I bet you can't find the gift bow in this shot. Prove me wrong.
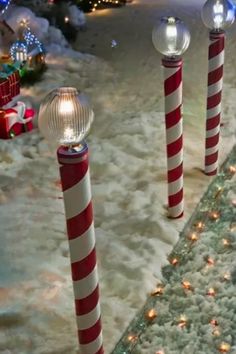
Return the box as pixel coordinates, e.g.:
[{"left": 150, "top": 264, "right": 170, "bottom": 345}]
[{"left": 5, "top": 101, "right": 34, "bottom": 131}]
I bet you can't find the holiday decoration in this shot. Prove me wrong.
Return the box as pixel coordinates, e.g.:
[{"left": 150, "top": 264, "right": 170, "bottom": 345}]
[
  {"left": 10, "top": 20, "right": 46, "bottom": 73},
  {"left": 77, "top": 0, "right": 126, "bottom": 13},
  {"left": 10, "top": 39, "right": 28, "bottom": 63},
  {"left": 0, "top": 62, "right": 35, "bottom": 139},
  {"left": 201, "top": 0, "right": 235, "bottom": 175},
  {"left": 152, "top": 17, "right": 190, "bottom": 218},
  {"left": 0, "top": 102, "right": 34, "bottom": 139},
  {"left": 112, "top": 145, "right": 236, "bottom": 354},
  {"left": 38, "top": 87, "right": 103, "bottom": 354}
]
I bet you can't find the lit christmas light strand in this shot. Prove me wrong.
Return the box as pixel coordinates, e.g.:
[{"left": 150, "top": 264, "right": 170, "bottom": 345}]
[
  {"left": 111, "top": 146, "right": 236, "bottom": 354},
  {"left": 0, "top": 0, "right": 11, "bottom": 15}
]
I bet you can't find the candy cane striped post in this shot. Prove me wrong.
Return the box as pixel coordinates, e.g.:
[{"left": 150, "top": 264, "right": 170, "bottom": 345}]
[
  {"left": 162, "top": 58, "right": 184, "bottom": 219},
  {"left": 205, "top": 30, "right": 225, "bottom": 176},
  {"left": 57, "top": 144, "right": 104, "bottom": 354}
]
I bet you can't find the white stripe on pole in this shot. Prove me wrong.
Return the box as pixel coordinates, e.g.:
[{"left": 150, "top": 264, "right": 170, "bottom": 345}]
[
  {"left": 69, "top": 223, "right": 96, "bottom": 263},
  {"left": 63, "top": 172, "right": 91, "bottom": 218},
  {"left": 165, "top": 83, "right": 182, "bottom": 114},
  {"left": 207, "top": 79, "right": 223, "bottom": 96},
  {"left": 77, "top": 304, "right": 101, "bottom": 330},
  {"left": 73, "top": 266, "right": 98, "bottom": 300},
  {"left": 80, "top": 332, "right": 103, "bottom": 354},
  {"left": 208, "top": 50, "right": 224, "bottom": 71}
]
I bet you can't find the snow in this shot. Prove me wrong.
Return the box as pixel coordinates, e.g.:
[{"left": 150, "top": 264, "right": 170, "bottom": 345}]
[{"left": 0, "top": 0, "right": 236, "bottom": 353}]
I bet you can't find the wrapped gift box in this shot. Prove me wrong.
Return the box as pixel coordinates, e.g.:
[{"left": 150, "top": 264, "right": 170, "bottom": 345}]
[
  {"left": 0, "top": 77, "right": 11, "bottom": 107},
  {"left": 8, "top": 71, "right": 20, "bottom": 98},
  {"left": 0, "top": 104, "right": 35, "bottom": 139}
]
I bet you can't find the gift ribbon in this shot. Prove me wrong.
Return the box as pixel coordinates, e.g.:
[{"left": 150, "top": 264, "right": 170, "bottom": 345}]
[{"left": 5, "top": 101, "right": 34, "bottom": 131}]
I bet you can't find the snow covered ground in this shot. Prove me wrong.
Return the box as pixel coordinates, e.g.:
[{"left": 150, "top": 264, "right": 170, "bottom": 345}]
[{"left": 0, "top": 0, "right": 236, "bottom": 353}]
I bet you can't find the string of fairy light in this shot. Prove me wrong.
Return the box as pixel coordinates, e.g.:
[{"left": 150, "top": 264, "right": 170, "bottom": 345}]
[
  {"left": 0, "top": 0, "right": 11, "bottom": 15},
  {"left": 89, "top": 0, "right": 121, "bottom": 12},
  {"left": 47, "top": 0, "right": 123, "bottom": 15},
  {"left": 112, "top": 145, "right": 236, "bottom": 354}
]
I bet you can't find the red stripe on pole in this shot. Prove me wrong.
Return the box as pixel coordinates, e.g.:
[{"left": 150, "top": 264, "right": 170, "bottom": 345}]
[
  {"left": 165, "top": 106, "right": 182, "bottom": 129},
  {"left": 206, "top": 114, "right": 220, "bottom": 130},
  {"left": 208, "top": 65, "right": 223, "bottom": 86},
  {"left": 205, "top": 151, "right": 218, "bottom": 166},
  {"left": 95, "top": 346, "right": 105, "bottom": 354},
  {"left": 67, "top": 202, "right": 93, "bottom": 240},
  {"left": 207, "top": 91, "right": 222, "bottom": 109},
  {"left": 206, "top": 169, "right": 217, "bottom": 176},
  {"left": 75, "top": 285, "right": 99, "bottom": 316},
  {"left": 208, "top": 35, "right": 225, "bottom": 59},
  {"left": 168, "top": 188, "right": 183, "bottom": 207},
  {"left": 164, "top": 69, "right": 182, "bottom": 96},
  {"left": 168, "top": 163, "right": 183, "bottom": 183},
  {"left": 78, "top": 317, "right": 102, "bottom": 344},
  {"left": 206, "top": 134, "right": 219, "bottom": 149},
  {"left": 167, "top": 135, "right": 183, "bottom": 158},
  {"left": 71, "top": 248, "right": 97, "bottom": 281},
  {"left": 60, "top": 161, "right": 88, "bottom": 192}
]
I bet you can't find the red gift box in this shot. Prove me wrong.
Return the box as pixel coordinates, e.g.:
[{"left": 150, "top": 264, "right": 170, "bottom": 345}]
[
  {"left": 0, "top": 78, "right": 11, "bottom": 107},
  {"left": 8, "top": 71, "right": 20, "bottom": 98},
  {"left": 0, "top": 70, "right": 21, "bottom": 108},
  {"left": 0, "top": 102, "right": 35, "bottom": 139}
]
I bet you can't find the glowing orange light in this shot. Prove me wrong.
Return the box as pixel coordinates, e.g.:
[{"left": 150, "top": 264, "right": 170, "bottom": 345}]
[
  {"left": 222, "top": 239, "right": 230, "bottom": 246},
  {"left": 171, "top": 258, "right": 178, "bottom": 266},
  {"left": 223, "top": 272, "right": 231, "bottom": 281},
  {"left": 212, "top": 328, "right": 221, "bottom": 336},
  {"left": 182, "top": 280, "right": 193, "bottom": 291},
  {"left": 195, "top": 221, "right": 205, "bottom": 232},
  {"left": 210, "top": 319, "right": 218, "bottom": 327},
  {"left": 189, "top": 232, "right": 199, "bottom": 242},
  {"left": 207, "top": 257, "right": 215, "bottom": 266},
  {"left": 146, "top": 309, "right": 157, "bottom": 321},
  {"left": 209, "top": 211, "right": 220, "bottom": 221},
  {"left": 219, "top": 342, "right": 231, "bottom": 353},
  {"left": 127, "top": 334, "right": 137, "bottom": 343},
  {"left": 151, "top": 285, "right": 164, "bottom": 296},
  {"left": 207, "top": 288, "right": 216, "bottom": 297},
  {"left": 178, "top": 315, "right": 187, "bottom": 328},
  {"left": 228, "top": 165, "right": 236, "bottom": 174}
]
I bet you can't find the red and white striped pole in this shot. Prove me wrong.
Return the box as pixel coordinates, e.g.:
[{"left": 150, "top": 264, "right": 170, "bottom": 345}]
[
  {"left": 152, "top": 16, "right": 190, "bottom": 219},
  {"left": 205, "top": 31, "right": 225, "bottom": 175},
  {"left": 38, "top": 87, "right": 103, "bottom": 353},
  {"left": 163, "top": 58, "right": 184, "bottom": 218},
  {"left": 57, "top": 144, "right": 104, "bottom": 354}
]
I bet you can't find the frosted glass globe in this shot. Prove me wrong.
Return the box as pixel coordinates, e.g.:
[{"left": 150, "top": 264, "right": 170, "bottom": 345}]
[
  {"left": 152, "top": 17, "right": 190, "bottom": 57},
  {"left": 201, "top": 0, "right": 235, "bottom": 31},
  {"left": 38, "top": 87, "right": 94, "bottom": 147}
]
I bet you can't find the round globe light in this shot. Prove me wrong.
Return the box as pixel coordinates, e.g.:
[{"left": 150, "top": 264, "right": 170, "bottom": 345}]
[
  {"left": 201, "top": 0, "right": 235, "bottom": 31},
  {"left": 152, "top": 17, "right": 190, "bottom": 58},
  {"left": 38, "top": 87, "right": 94, "bottom": 147}
]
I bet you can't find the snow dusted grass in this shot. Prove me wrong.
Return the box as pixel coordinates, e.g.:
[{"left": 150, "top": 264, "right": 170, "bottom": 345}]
[
  {"left": 110, "top": 149, "right": 236, "bottom": 353},
  {"left": 0, "top": 0, "right": 236, "bottom": 353}
]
